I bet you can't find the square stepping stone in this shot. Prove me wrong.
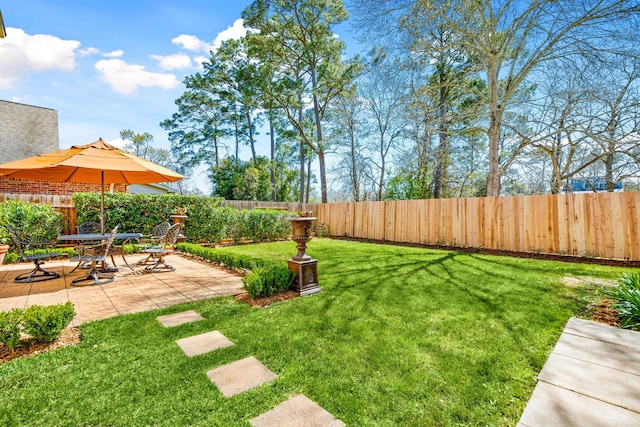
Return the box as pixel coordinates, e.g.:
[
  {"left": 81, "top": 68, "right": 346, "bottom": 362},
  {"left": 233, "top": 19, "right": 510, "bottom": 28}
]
[
  {"left": 176, "top": 331, "right": 234, "bottom": 357},
  {"left": 157, "top": 310, "right": 204, "bottom": 327},
  {"left": 206, "top": 356, "right": 277, "bottom": 397},
  {"left": 250, "top": 394, "right": 345, "bottom": 427}
]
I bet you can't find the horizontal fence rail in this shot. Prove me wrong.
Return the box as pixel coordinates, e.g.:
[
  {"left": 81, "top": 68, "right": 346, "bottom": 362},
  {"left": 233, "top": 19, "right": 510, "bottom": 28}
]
[{"left": 316, "top": 193, "right": 640, "bottom": 261}]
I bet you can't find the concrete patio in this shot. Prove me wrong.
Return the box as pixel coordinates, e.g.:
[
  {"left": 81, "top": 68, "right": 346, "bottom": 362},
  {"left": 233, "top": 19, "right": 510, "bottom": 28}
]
[{"left": 0, "top": 253, "right": 243, "bottom": 325}]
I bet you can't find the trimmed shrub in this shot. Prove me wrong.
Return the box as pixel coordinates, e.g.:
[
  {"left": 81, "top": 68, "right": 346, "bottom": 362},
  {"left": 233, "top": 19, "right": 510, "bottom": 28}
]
[
  {"left": 178, "top": 243, "right": 296, "bottom": 299},
  {"left": 23, "top": 302, "right": 76, "bottom": 343},
  {"left": 242, "top": 264, "right": 296, "bottom": 299},
  {"left": 72, "top": 193, "right": 291, "bottom": 244},
  {"left": 0, "top": 200, "right": 63, "bottom": 249},
  {"left": 607, "top": 272, "right": 640, "bottom": 330},
  {"left": 0, "top": 308, "right": 23, "bottom": 352}
]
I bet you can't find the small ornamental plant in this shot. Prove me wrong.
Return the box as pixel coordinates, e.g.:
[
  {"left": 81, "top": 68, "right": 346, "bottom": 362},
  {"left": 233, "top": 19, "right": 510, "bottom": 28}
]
[
  {"left": 22, "top": 302, "right": 76, "bottom": 343},
  {"left": 607, "top": 273, "right": 640, "bottom": 330},
  {"left": 0, "top": 309, "right": 23, "bottom": 352}
]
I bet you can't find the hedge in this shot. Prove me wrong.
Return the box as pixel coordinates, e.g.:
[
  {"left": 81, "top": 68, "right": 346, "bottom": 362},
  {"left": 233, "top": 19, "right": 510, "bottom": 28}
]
[
  {"left": 177, "top": 243, "right": 296, "bottom": 299},
  {"left": 72, "top": 194, "right": 291, "bottom": 244}
]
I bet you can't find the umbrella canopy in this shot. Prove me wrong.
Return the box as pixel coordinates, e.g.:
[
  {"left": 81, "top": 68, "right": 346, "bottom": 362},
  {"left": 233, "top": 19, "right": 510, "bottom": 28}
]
[
  {"left": 0, "top": 138, "right": 184, "bottom": 184},
  {"left": 0, "top": 138, "right": 185, "bottom": 232}
]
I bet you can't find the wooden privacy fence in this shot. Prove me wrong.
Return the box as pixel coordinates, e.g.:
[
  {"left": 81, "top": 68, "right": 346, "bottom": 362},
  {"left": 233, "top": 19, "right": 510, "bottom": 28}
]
[{"left": 316, "top": 192, "right": 640, "bottom": 261}]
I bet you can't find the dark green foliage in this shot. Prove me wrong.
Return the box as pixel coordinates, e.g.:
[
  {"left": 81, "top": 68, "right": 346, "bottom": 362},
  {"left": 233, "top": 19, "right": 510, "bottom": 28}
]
[
  {"left": 178, "top": 243, "right": 295, "bottom": 299},
  {"left": 607, "top": 272, "right": 640, "bottom": 330},
  {"left": 72, "top": 193, "right": 290, "bottom": 244},
  {"left": 72, "top": 193, "right": 222, "bottom": 237},
  {"left": 0, "top": 200, "right": 63, "bottom": 248},
  {"left": 22, "top": 302, "right": 76, "bottom": 343},
  {"left": 242, "top": 264, "right": 296, "bottom": 298},
  {"left": 0, "top": 309, "right": 23, "bottom": 351}
]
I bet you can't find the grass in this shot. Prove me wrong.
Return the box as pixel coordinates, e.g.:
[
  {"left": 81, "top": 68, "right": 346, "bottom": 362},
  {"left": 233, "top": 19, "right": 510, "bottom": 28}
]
[{"left": 0, "top": 239, "right": 629, "bottom": 426}]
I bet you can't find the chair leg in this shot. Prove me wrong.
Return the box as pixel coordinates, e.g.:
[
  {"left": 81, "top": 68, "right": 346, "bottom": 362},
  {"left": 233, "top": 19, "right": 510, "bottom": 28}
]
[
  {"left": 14, "top": 260, "right": 60, "bottom": 283},
  {"left": 144, "top": 255, "right": 175, "bottom": 273},
  {"left": 71, "top": 262, "right": 114, "bottom": 286}
]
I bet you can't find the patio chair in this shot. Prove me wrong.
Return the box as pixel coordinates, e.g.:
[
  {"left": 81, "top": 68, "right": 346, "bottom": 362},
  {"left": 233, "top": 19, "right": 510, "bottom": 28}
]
[
  {"left": 7, "top": 225, "right": 61, "bottom": 283},
  {"left": 71, "top": 225, "right": 119, "bottom": 286},
  {"left": 77, "top": 221, "right": 101, "bottom": 234},
  {"left": 137, "top": 223, "right": 182, "bottom": 273},
  {"left": 141, "top": 221, "right": 171, "bottom": 245}
]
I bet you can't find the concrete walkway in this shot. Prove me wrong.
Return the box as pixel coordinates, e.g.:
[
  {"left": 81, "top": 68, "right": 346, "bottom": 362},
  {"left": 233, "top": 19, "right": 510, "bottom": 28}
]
[
  {"left": 518, "top": 317, "right": 640, "bottom": 426},
  {"left": 0, "top": 254, "right": 243, "bottom": 325}
]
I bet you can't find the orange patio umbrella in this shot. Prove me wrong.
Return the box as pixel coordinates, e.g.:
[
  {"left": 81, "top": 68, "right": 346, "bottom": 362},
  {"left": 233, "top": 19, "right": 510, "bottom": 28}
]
[{"left": 0, "top": 138, "right": 185, "bottom": 232}]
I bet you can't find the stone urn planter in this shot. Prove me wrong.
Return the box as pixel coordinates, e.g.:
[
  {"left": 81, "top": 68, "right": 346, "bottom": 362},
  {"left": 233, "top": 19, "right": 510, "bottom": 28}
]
[
  {"left": 0, "top": 244, "right": 9, "bottom": 265},
  {"left": 287, "top": 214, "right": 320, "bottom": 296},
  {"left": 169, "top": 209, "right": 188, "bottom": 243}
]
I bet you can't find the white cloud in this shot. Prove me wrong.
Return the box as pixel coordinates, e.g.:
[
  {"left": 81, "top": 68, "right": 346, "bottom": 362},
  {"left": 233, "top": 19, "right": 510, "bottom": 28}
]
[
  {"left": 212, "top": 19, "right": 247, "bottom": 51},
  {"left": 0, "top": 27, "right": 80, "bottom": 88},
  {"left": 151, "top": 53, "right": 192, "bottom": 70},
  {"left": 171, "top": 34, "right": 213, "bottom": 52},
  {"left": 107, "top": 137, "right": 127, "bottom": 148},
  {"left": 171, "top": 18, "right": 247, "bottom": 56},
  {"left": 94, "top": 59, "right": 180, "bottom": 94},
  {"left": 103, "top": 49, "right": 124, "bottom": 58},
  {"left": 78, "top": 47, "right": 100, "bottom": 56}
]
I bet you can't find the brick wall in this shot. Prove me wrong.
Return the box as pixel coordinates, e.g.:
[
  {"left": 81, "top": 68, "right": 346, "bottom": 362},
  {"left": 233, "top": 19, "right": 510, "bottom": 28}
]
[
  {"left": 0, "top": 100, "right": 59, "bottom": 164},
  {"left": 0, "top": 177, "right": 127, "bottom": 195}
]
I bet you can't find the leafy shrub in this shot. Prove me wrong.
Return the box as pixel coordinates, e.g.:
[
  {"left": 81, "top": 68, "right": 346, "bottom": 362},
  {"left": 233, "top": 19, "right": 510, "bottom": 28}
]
[
  {"left": 0, "top": 200, "right": 63, "bottom": 249},
  {"left": 0, "top": 308, "right": 23, "bottom": 352},
  {"left": 23, "top": 302, "right": 76, "bottom": 343},
  {"left": 178, "top": 243, "right": 295, "bottom": 299},
  {"left": 242, "top": 264, "right": 296, "bottom": 299},
  {"left": 607, "top": 273, "right": 640, "bottom": 330}
]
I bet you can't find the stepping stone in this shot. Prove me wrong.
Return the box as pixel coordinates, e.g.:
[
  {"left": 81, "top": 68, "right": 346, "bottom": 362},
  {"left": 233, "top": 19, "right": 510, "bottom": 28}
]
[
  {"left": 157, "top": 310, "right": 204, "bottom": 327},
  {"left": 206, "top": 356, "right": 277, "bottom": 397},
  {"left": 176, "top": 331, "right": 234, "bottom": 357},
  {"left": 250, "top": 394, "right": 345, "bottom": 427}
]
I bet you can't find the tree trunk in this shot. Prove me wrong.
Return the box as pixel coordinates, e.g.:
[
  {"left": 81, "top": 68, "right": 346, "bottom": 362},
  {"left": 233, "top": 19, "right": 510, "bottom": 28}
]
[
  {"left": 269, "top": 113, "right": 276, "bottom": 201},
  {"left": 298, "top": 102, "right": 305, "bottom": 204},
  {"left": 350, "top": 129, "right": 360, "bottom": 201},
  {"left": 486, "top": 60, "right": 502, "bottom": 197},
  {"left": 434, "top": 72, "right": 448, "bottom": 199},
  {"left": 246, "top": 109, "right": 257, "bottom": 166},
  {"left": 311, "top": 67, "right": 328, "bottom": 203}
]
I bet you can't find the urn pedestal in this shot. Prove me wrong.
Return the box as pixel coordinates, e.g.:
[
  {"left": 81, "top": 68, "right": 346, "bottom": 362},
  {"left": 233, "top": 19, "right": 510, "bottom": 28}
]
[{"left": 287, "top": 216, "right": 320, "bottom": 296}]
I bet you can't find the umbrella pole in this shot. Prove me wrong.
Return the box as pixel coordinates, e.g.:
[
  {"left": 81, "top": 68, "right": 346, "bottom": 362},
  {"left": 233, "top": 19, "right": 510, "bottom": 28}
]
[{"left": 100, "top": 170, "right": 105, "bottom": 234}]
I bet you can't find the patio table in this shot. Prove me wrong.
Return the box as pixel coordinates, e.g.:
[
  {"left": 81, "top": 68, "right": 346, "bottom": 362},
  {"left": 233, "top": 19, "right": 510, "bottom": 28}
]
[{"left": 58, "top": 232, "right": 142, "bottom": 270}]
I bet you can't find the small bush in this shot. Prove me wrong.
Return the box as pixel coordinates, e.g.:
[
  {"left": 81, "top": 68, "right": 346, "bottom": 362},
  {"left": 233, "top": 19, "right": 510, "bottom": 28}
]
[
  {"left": 242, "top": 264, "right": 296, "bottom": 299},
  {"left": 607, "top": 272, "right": 640, "bottom": 330},
  {"left": 23, "top": 302, "right": 76, "bottom": 343},
  {"left": 0, "top": 308, "right": 23, "bottom": 352}
]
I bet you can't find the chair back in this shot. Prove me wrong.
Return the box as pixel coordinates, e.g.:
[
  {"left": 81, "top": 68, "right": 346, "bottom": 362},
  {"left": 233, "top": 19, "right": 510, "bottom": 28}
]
[
  {"left": 78, "top": 221, "right": 101, "bottom": 234},
  {"left": 163, "top": 223, "right": 183, "bottom": 248},
  {"left": 153, "top": 222, "right": 171, "bottom": 239},
  {"left": 103, "top": 225, "right": 120, "bottom": 253}
]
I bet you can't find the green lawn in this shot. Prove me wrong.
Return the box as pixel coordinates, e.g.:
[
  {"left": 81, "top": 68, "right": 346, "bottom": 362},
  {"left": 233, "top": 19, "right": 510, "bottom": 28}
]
[{"left": 0, "top": 239, "right": 629, "bottom": 426}]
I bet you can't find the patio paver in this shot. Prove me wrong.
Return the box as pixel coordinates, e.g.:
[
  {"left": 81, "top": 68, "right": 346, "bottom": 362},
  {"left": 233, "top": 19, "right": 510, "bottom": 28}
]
[
  {"left": 518, "top": 318, "right": 640, "bottom": 426},
  {"left": 157, "top": 310, "right": 205, "bottom": 327},
  {"left": 176, "top": 330, "right": 234, "bottom": 357},
  {"left": 206, "top": 356, "right": 277, "bottom": 397},
  {"left": 0, "top": 254, "right": 243, "bottom": 326},
  {"left": 250, "top": 394, "right": 345, "bottom": 427}
]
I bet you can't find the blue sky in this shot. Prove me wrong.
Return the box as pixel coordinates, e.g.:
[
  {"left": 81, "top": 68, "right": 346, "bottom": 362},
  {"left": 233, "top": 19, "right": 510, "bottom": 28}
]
[{"left": 1, "top": 0, "right": 356, "bottom": 192}]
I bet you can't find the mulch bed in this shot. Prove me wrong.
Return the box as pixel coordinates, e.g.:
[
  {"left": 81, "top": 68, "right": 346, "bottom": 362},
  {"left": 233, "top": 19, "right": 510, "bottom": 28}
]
[
  {"left": 0, "top": 327, "right": 82, "bottom": 363},
  {"left": 235, "top": 290, "right": 299, "bottom": 308}
]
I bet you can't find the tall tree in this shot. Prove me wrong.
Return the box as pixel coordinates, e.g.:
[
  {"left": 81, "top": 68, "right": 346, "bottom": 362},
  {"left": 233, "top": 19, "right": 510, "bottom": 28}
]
[
  {"left": 243, "top": 0, "right": 360, "bottom": 203},
  {"left": 353, "top": 0, "right": 640, "bottom": 196}
]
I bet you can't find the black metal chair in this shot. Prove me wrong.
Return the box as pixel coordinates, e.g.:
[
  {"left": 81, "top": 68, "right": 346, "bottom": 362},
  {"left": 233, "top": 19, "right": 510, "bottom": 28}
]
[
  {"left": 7, "top": 225, "right": 61, "bottom": 283},
  {"left": 71, "top": 225, "right": 119, "bottom": 286},
  {"left": 77, "top": 221, "right": 101, "bottom": 234},
  {"left": 137, "top": 223, "right": 182, "bottom": 273}
]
